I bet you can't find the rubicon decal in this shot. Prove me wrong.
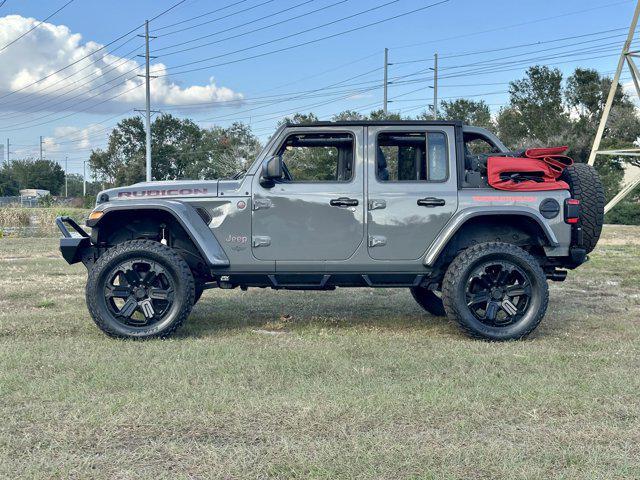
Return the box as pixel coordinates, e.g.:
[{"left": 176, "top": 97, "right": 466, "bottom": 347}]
[{"left": 117, "top": 188, "right": 208, "bottom": 198}]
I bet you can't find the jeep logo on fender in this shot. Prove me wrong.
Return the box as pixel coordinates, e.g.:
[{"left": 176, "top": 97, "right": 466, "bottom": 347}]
[{"left": 117, "top": 188, "right": 208, "bottom": 198}]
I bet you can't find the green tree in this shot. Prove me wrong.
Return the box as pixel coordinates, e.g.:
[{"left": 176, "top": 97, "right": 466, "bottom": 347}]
[
  {"left": 368, "top": 109, "right": 402, "bottom": 120},
  {"left": 6, "top": 159, "right": 65, "bottom": 194},
  {"left": 89, "top": 116, "right": 146, "bottom": 185},
  {"left": 439, "top": 99, "right": 493, "bottom": 130},
  {"left": 90, "top": 115, "right": 260, "bottom": 185},
  {"left": 565, "top": 68, "right": 625, "bottom": 121},
  {"left": 506, "top": 66, "right": 569, "bottom": 143},
  {"left": 332, "top": 110, "right": 366, "bottom": 121},
  {"left": 63, "top": 173, "right": 102, "bottom": 197},
  {"left": 495, "top": 106, "right": 529, "bottom": 149},
  {"left": 0, "top": 166, "right": 19, "bottom": 196},
  {"left": 278, "top": 112, "right": 320, "bottom": 127},
  {"left": 184, "top": 122, "right": 262, "bottom": 179}
]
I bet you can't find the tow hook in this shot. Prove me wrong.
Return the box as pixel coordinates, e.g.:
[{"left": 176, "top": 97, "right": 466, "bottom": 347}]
[{"left": 546, "top": 269, "right": 567, "bottom": 282}]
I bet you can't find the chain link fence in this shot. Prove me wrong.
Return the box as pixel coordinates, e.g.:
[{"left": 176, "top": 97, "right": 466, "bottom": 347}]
[{"left": 0, "top": 196, "right": 39, "bottom": 207}]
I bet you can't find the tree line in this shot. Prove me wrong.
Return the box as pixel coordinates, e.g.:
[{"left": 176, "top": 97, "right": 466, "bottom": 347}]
[{"left": 0, "top": 65, "right": 638, "bottom": 223}]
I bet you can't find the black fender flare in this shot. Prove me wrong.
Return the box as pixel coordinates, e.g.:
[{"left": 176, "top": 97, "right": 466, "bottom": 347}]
[
  {"left": 87, "top": 200, "right": 230, "bottom": 267},
  {"left": 423, "top": 207, "right": 559, "bottom": 266}
]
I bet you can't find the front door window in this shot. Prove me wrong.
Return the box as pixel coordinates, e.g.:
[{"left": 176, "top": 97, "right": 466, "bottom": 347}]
[{"left": 277, "top": 132, "right": 354, "bottom": 182}]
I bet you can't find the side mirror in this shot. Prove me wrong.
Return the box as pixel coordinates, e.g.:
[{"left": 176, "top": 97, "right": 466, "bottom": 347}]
[{"left": 260, "top": 155, "right": 282, "bottom": 188}]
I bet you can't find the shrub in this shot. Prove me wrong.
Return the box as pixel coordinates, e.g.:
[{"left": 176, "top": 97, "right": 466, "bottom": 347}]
[
  {"left": 605, "top": 201, "right": 640, "bottom": 225},
  {"left": 0, "top": 207, "right": 90, "bottom": 236}
]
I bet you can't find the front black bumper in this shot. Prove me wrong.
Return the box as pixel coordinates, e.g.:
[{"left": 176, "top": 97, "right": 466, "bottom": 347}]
[{"left": 56, "top": 216, "right": 92, "bottom": 265}]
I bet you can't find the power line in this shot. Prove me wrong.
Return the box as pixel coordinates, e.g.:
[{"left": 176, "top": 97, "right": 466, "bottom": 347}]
[
  {"left": 153, "top": 0, "right": 251, "bottom": 32},
  {"left": 392, "top": 27, "right": 633, "bottom": 64},
  {"left": 0, "top": 0, "right": 75, "bottom": 53},
  {"left": 201, "top": 40, "right": 638, "bottom": 127},
  {"left": 0, "top": 83, "right": 145, "bottom": 132},
  {"left": 157, "top": 0, "right": 276, "bottom": 37},
  {"left": 2, "top": 0, "right": 449, "bottom": 131},
  {"left": 0, "top": 0, "right": 186, "bottom": 104},
  {"left": 153, "top": 0, "right": 450, "bottom": 77},
  {"left": 391, "top": 0, "right": 634, "bottom": 50},
  {"left": 156, "top": 0, "right": 347, "bottom": 57},
  {"left": 0, "top": 71, "right": 141, "bottom": 130}
]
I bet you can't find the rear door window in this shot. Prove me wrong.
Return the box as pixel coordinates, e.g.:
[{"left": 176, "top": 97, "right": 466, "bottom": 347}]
[{"left": 376, "top": 131, "right": 448, "bottom": 182}]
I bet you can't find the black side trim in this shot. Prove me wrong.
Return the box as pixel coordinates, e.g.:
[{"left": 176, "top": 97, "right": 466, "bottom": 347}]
[{"left": 210, "top": 273, "right": 430, "bottom": 289}]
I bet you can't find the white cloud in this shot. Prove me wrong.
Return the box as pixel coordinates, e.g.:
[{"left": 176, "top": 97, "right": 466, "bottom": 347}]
[
  {"left": 44, "top": 124, "right": 107, "bottom": 154},
  {"left": 0, "top": 15, "right": 243, "bottom": 113}
]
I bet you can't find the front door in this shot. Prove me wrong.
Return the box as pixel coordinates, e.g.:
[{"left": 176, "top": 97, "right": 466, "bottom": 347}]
[
  {"left": 251, "top": 126, "right": 365, "bottom": 262},
  {"left": 366, "top": 125, "right": 458, "bottom": 261}
]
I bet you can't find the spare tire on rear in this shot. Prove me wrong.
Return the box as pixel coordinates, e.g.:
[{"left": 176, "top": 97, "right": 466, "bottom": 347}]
[{"left": 560, "top": 163, "right": 605, "bottom": 253}]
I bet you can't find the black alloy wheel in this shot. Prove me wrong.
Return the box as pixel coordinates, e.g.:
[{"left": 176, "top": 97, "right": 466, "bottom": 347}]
[
  {"left": 104, "top": 259, "right": 176, "bottom": 327},
  {"left": 465, "top": 261, "right": 532, "bottom": 327}
]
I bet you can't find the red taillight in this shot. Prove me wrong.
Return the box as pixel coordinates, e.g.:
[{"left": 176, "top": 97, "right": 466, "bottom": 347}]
[{"left": 565, "top": 198, "right": 580, "bottom": 224}]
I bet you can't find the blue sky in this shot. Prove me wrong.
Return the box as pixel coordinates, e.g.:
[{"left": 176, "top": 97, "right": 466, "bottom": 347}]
[{"left": 0, "top": 0, "right": 636, "bottom": 174}]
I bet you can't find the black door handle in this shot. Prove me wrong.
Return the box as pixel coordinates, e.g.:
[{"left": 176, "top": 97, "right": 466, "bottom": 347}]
[
  {"left": 330, "top": 197, "right": 359, "bottom": 207},
  {"left": 417, "top": 197, "right": 446, "bottom": 207}
]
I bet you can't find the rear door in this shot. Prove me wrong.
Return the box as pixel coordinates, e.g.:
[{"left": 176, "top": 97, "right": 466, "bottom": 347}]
[{"left": 366, "top": 125, "right": 458, "bottom": 261}]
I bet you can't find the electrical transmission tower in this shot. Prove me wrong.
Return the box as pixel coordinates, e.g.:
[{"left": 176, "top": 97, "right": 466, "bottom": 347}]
[{"left": 588, "top": 0, "right": 640, "bottom": 213}]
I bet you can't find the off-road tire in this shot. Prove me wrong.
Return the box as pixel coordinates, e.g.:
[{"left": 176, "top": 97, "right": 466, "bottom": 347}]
[
  {"left": 86, "top": 240, "right": 195, "bottom": 339},
  {"left": 561, "top": 163, "right": 605, "bottom": 253},
  {"left": 410, "top": 287, "right": 446, "bottom": 316},
  {"left": 442, "top": 242, "right": 549, "bottom": 341}
]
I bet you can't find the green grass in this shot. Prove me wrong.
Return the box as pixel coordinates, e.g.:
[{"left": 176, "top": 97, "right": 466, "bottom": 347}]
[{"left": 1, "top": 227, "right": 639, "bottom": 479}]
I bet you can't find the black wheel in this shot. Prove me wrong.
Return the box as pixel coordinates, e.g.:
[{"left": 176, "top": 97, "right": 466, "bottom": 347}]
[
  {"left": 86, "top": 240, "right": 195, "bottom": 339},
  {"left": 410, "top": 287, "right": 446, "bottom": 316},
  {"left": 442, "top": 242, "right": 548, "bottom": 341},
  {"left": 561, "top": 163, "right": 604, "bottom": 253}
]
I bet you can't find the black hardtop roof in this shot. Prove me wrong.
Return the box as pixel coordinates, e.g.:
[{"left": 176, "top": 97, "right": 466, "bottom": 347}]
[{"left": 285, "top": 120, "right": 465, "bottom": 128}]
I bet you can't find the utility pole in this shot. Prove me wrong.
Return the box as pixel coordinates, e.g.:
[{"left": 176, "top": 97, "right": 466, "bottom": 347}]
[
  {"left": 433, "top": 53, "right": 438, "bottom": 119},
  {"left": 5, "top": 138, "right": 8, "bottom": 165},
  {"left": 137, "top": 20, "right": 157, "bottom": 182},
  {"left": 383, "top": 47, "right": 389, "bottom": 115},
  {"left": 39, "top": 135, "right": 43, "bottom": 160},
  {"left": 64, "top": 156, "right": 68, "bottom": 197},
  {"left": 144, "top": 20, "right": 152, "bottom": 182},
  {"left": 83, "top": 160, "right": 87, "bottom": 196}
]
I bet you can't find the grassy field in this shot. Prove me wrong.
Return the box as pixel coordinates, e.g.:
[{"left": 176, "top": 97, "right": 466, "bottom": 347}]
[{"left": 0, "top": 226, "right": 639, "bottom": 479}]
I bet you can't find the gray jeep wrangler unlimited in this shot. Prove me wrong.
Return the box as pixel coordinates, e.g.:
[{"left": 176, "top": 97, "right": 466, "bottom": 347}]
[{"left": 57, "top": 121, "right": 604, "bottom": 340}]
